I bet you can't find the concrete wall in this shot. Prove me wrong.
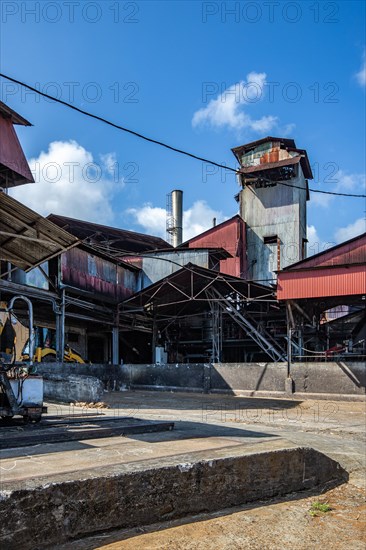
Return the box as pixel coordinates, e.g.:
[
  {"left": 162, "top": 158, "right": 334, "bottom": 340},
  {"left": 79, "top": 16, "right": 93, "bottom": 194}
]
[
  {"left": 37, "top": 361, "right": 366, "bottom": 399},
  {"left": 0, "top": 447, "right": 346, "bottom": 549},
  {"left": 42, "top": 372, "right": 105, "bottom": 403}
]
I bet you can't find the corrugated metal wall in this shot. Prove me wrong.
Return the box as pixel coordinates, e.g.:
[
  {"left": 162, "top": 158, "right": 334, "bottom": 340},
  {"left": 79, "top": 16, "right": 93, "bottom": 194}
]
[
  {"left": 61, "top": 248, "right": 137, "bottom": 301},
  {"left": 277, "top": 265, "right": 366, "bottom": 300}
]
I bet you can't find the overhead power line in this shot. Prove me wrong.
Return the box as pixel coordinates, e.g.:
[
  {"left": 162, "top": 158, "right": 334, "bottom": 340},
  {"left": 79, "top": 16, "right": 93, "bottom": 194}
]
[{"left": 1, "top": 72, "right": 365, "bottom": 199}]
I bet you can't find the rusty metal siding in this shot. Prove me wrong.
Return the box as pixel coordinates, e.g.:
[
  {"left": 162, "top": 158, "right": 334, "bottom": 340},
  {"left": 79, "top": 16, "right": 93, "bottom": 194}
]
[
  {"left": 0, "top": 115, "right": 34, "bottom": 186},
  {"left": 61, "top": 248, "right": 137, "bottom": 301},
  {"left": 277, "top": 265, "right": 366, "bottom": 300},
  {"left": 188, "top": 217, "right": 246, "bottom": 278}
]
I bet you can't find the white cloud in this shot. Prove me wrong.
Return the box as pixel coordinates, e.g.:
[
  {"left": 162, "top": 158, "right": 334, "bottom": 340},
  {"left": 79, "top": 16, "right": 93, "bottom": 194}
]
[
  {"left": 306, "top": 225, "right": 337, "bottom": 256},
  {"left": 183, "top": 200, "right": 227, "bottom": 240},
  {"left": 307, "top": 224, "right": 321, "bottom": 251},
  {"left": 127, "top": 204, "right": 167, "bottom": 238},
  {"left": 249, "top": 115, "right": 278, "bottom": 133},
  {"left": 279, "top": 123, "right": 296, "bottom": 137},
  {"left": 306, "top": 218, "right": 365, "bottom": 257},
  {"left": 127, "top": 200, "right": 226, "bottom": 241},
  {"left": 356, "top": 51, "right": 366, "bottom": 87},
  {"left": 311, "top": 170, "right": 365, "bottom": 208},
  {"left": 100, "top": 152, "right": 117, "bottom": 176},
  {"left": 306, "top": 225, "right": 325, "bottom": 256},
  {"left": 192, "top": 72, "right": 279, "bottom": 133},
  {"left": 10, "top": 140, "right": 122, "bottom": 223},
  {"left": 334, "top": 218, "right": 366, "bottom": 243}
]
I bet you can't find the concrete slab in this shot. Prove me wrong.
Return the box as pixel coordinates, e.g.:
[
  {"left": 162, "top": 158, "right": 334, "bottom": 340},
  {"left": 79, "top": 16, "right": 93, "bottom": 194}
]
[
  {"left": 0, "top": 417, "right": 175, "bottom": 450},
  {"left": 0, "top": 391, "right": 364, "bottom": 549}
]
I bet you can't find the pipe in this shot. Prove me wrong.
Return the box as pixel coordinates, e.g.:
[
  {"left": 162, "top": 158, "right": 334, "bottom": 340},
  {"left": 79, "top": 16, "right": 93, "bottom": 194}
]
[
  {"left": 171, "top": 189, "right": 183, "bottom": 247},
  {"left": 8, "top": 295, "right": 34, "bottom": 366}
]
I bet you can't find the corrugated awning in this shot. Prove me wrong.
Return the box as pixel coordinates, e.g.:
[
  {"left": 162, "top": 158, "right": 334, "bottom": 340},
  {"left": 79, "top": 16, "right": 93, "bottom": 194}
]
[{"left": 0, "top": 192, "right": 79, "bottom": 271}]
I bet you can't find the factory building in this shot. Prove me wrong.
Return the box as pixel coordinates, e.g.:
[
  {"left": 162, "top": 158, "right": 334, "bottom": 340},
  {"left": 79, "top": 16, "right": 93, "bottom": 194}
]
[{"left": 0, "top": 100, "right": 364, "bottom": 369}]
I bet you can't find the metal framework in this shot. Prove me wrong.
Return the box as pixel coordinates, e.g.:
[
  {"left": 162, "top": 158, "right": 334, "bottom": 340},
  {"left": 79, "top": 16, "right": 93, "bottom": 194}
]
[
  {"left": 120, "top": 264, "right": 288, "bottom": 363},
  {"left": 206, "top": 287, "right": 286, "bottom": 362}
]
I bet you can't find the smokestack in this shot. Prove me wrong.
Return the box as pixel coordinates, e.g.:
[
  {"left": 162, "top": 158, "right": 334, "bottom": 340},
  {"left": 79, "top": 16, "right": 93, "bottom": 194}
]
[
  {"left": 171, "top": 190, "right": 183, "bottom": 247},
  {"left": 167, "top": 190, "right": 183, "bottom": 247}
]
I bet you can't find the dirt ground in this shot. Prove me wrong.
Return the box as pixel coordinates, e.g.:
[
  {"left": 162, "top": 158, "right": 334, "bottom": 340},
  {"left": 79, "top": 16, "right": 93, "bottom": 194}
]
[
  {"left": 67, "top": 483, "right": 365, "bottom": 550},
  {"left": 53, "top": 392, "right": 365, "bottom": 550}
]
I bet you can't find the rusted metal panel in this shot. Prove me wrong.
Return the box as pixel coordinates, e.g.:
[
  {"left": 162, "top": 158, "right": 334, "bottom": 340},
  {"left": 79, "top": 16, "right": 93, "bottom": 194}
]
[
  {"left": 48, "top": 214, "right": 171, "bottom": 253},
  {"left": 277, "top": 265, "right": 366, "bottom": 300},
  {"left": 239, "top": 156, "right": 301, "bottom": 174},
  {"left": 0, "top": 115, "right": 34, "bottom": 186},
  {"left": 187, "top": 216, "right": 246, "bottom": 278},
  {"left": 232, "top": 137, "right": 312, "bottom": 179},
  {"left": 61, "top": 248, "right": 137, "bottom": 301}
]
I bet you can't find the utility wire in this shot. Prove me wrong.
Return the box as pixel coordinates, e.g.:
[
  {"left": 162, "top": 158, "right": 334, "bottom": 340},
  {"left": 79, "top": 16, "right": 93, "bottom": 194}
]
[{"left": 1, "top": 72, "right": 365, "bottom": 199}]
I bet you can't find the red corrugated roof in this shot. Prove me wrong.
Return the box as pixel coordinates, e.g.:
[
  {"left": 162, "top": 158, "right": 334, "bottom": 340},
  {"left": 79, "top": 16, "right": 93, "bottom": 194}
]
[
  {"left": 282, "top": 232, "right": 366, "bottom": 271},
  {"left": 0, "top": 115, "right": 34, "bottom": 187},
  {"left": 0, "top": 100, "right": 32, "bottom": 126}
]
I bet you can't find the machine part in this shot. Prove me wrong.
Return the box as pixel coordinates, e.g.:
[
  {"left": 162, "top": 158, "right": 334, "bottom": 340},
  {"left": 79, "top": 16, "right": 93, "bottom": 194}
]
[
  {"left": 0, "top": 368, "right": 46, "bottom": 422},
  {"left": 0, "top": 296, "right": 47, "bottom": 422}
]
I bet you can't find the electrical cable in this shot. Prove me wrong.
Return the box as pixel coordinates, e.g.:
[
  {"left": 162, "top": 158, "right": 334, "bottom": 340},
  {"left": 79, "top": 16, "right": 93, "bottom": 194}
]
[{"left": 1, "top": 72, "right": 365, "bottom": 199}]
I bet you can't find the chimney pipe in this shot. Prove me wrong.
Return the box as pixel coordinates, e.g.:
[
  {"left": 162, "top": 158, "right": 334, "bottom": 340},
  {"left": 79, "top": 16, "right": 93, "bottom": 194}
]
[
  {"left": 213, "top": 217, "right": 216, "bottom": 227},
  {"left": 171, "top": 189, "right": 183, "bottom": 247}
]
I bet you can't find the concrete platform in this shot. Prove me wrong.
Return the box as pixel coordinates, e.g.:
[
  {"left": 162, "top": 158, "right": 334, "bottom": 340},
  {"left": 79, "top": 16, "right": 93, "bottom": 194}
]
[
  {"left": 1, "top": 391, "right": 364, "bottom": 549},
  {"left": 0, "top": 416, "right": 175, "bottom": 449}
]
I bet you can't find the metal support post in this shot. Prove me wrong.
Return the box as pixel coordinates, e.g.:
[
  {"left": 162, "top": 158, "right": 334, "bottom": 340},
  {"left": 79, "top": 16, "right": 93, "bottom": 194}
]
[
  {"left": 287, "top": 327, "right": 292, "bottom": 378},
  {"left": 60, "top": 288, "right": 65, "bottom": 366},
  {"left": 112, "top": 328, "right": 119, "bottom": 365}
]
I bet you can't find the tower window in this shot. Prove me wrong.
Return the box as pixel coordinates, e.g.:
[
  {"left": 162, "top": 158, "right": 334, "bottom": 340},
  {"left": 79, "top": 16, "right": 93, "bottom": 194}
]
[{"left": 264, "top": 235, "right": 277, "bottom": 244}]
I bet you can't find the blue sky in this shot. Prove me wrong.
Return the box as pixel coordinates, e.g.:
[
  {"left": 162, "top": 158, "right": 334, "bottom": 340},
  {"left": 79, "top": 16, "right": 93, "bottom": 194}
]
[{"left": 1, "top": 0, "right": 365, "bottom": 250}]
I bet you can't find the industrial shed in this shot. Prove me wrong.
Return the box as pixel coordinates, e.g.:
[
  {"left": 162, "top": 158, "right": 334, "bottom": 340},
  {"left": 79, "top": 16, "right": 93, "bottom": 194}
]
[{"left": 120, "top": 264, "right": 287, "bottom": 364}]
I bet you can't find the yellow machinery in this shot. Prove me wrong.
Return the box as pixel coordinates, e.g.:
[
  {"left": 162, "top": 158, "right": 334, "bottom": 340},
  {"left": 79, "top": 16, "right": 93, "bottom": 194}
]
[{"left": 21, "top": 327, "right": 85, "bottom": 363}]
